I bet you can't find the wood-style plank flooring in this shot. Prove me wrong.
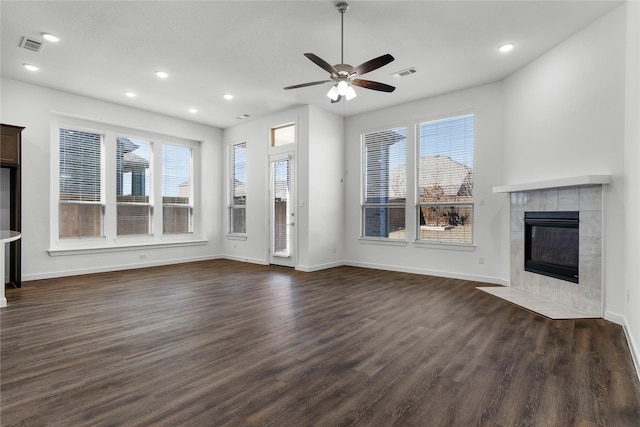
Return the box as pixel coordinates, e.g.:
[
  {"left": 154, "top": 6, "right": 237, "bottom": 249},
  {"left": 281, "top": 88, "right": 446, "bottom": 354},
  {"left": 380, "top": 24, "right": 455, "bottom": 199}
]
[{"left": 2, "top": 259, "right": 639, "bottom": 426}]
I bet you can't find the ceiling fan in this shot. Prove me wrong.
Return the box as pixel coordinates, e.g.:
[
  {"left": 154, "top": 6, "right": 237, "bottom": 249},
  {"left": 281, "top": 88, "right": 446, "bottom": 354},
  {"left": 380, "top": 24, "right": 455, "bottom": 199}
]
[{"left": 283, "top": 2, "right": 396, "bottom": 103}]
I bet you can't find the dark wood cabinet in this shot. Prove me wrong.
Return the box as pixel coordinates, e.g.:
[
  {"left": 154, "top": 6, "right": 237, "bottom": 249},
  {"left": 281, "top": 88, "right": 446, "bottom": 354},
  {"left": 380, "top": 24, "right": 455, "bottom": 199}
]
[{"left": 1, "top": 124, "right": 23, "bottom": 288}]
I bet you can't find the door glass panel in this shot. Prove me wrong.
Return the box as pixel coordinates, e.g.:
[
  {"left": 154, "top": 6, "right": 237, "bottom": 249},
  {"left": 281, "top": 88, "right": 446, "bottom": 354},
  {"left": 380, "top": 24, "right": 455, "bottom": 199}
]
[{"left": 272, "top": 159, "right": 290, "bottom": 257}]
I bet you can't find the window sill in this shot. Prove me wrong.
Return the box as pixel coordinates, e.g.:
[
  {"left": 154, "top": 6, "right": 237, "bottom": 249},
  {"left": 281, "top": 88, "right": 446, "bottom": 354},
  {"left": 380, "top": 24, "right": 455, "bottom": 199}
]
[
  {"left": 48, "top": 238, "right": 208, "bottom": 257},
  {"left": 412, "top": 240, "right": 476, "bottom": 251},
  {"left": 226, "top": 234, "right": 248, "bottom": 241},
  {"left": 358, "top": 238, "right": 408, "bottom": 247}
]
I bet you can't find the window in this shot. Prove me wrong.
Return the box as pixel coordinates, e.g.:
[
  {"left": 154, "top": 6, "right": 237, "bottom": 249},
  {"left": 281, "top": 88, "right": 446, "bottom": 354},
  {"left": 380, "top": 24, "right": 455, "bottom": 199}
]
[
  {"left": 229, "top": 142, "right": 247, "bottom": 234},
  {"left": 361, "top": 126, "right": 407, "bottom": 239},
  {"left": 271, "top": 123, "right": 295, "bottom": 147},
  {"left": 53, "top": 117, "right": 200, "bottom": 251},
  {"left": 59, "top": 128, "right": 104, "bottom": 238},
  {"left": 117, "top": 137, "right": 151, "bottom": 236},
  {"left": 416, "top": 114, "right": 474, "bottom": 244},
  {"left": 162, "top": 144, "right": 192, "bottom": 234}
]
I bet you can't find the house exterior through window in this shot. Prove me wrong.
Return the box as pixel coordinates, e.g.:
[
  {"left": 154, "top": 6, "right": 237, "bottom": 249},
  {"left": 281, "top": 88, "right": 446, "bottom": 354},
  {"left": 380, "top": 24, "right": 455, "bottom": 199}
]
[{"left": 416, "top": 113, "right": 474, "bottom": 244}]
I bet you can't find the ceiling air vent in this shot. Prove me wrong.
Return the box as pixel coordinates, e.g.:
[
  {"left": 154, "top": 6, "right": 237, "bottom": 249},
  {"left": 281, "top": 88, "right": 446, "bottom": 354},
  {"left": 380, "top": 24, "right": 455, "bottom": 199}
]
[
  {"left": 390, "top": 67, "right": 417, "bottom": 78},
  {"left": 19, "top": 36, "right": 44, "bottom": 53}
]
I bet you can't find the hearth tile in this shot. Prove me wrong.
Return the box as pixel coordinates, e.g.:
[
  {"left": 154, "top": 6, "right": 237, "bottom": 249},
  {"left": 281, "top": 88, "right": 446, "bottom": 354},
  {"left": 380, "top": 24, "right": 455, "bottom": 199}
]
[{"left": 477, "top": 286, "right": 600, "bottom": 319}]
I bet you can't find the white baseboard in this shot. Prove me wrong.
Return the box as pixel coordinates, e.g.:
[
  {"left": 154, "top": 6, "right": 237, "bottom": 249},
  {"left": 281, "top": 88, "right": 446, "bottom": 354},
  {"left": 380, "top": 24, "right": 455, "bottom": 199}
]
[
  {"left": 296, "top": 261, "right": 344, "bottom": 272},
  {"left": 624, "top": 321, "right": 640, "bottom": 383},
  {"left": 604, "top": 310, "right": 625, "bottom": 325},
  {"left": 222, "top": 255, "right": 268, "bottom": 265},
  {"left": 22, "top": 255, "right": 222, "bottom": 282},
  {"left": 343, "top": 260, "right": 509, "bottom": 286}
]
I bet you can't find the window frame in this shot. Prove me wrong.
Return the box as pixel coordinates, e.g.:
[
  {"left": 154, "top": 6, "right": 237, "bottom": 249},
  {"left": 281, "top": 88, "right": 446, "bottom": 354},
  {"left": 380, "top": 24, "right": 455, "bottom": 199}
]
[
  {"left": 49, "top": 115, "right": 203, "bottom": 254},
  {"left": 227, "top": 141, "right": 247, "bottom": 236},
  {"left": 360, "top": 125, "right": 408, "bottom": 241},
  {"left": 415, "top": 112, "right": 475, "bottom": 246}
]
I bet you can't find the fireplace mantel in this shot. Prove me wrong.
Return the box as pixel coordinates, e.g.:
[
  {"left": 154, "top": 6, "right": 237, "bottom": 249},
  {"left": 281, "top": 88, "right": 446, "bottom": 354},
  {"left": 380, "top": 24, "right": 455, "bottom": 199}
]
[{"left": 493, "top": 175, "right": 611, "bottom": 194}]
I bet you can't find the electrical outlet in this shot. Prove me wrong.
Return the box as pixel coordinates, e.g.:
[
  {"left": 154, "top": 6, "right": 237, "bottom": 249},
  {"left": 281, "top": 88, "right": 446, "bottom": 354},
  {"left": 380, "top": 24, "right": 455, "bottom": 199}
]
[
  {"left": 139, "top": 253, "right": 147, "bottom": 259},
  {"left": 478, "top": 256, "right": 485, "bottom": 264}
]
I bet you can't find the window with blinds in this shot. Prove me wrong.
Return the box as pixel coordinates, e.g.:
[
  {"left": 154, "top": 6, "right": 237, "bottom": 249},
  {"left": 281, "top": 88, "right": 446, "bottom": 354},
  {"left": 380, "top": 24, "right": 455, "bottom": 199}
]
[
  {"left": 229, "top": 142, "right": 247, "bottom": 234},
  {"left": 416, "top": 114, "right": 474, "bottom": 244},
  {"left": 59, "top": 128, "right": 104, "bottom": 238},
  {"left": 162, "top": 144, "right": 192, "bottom": 234},
  {"left": 116, "top": 137, "right": 152, "bottom": 236},
  {"left": 361, "top": 126, "right": 407, "bottom": 239}
]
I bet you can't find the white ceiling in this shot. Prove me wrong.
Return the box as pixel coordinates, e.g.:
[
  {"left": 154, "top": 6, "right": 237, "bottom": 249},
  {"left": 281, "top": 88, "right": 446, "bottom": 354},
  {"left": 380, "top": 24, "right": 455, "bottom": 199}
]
[{"left": 0, "top": 0, "right": 621, "bottom": 129}]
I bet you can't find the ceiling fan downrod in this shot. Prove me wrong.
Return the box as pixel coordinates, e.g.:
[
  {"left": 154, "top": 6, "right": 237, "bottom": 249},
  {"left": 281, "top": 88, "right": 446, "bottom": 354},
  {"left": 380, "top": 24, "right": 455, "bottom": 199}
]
[{"left": 337, "top": 2, "right": 349, "bottom": 65}]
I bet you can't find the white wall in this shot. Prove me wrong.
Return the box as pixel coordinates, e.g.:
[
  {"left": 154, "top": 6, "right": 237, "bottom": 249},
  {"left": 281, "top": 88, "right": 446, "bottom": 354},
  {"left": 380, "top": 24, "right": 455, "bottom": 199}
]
[
  {"left": 222, "top": 105, "right": 310, "bottom": 265},
  {"left": 502, "top": 5, "right": 627, "bottom": 321},
  {"left": 623, "top": 0, "right": 640, "bottom": 373},
  {"left": 0, "top": 78, "right": 223, "bottom": 280},
  {"left": 344, "top": 82, "right": 508, "bottom": 284},
  {"left": 304, "top": 105, "right": 344, "bottom": 270}
]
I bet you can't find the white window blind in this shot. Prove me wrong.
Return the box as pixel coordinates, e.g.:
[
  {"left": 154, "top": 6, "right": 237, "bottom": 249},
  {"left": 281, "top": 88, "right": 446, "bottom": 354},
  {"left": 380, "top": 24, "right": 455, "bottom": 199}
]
[
  {"left": 362, "top": 127, "right": 407, "bottom": 239},
  {"left": 229, "top": 142, "right": 247, "bottom": 234},
  {"left": 162, "top": 144, "right": 192, "bottom": 234},
  {"left": 416, "top": 114, "right": 474, "bottom": 244},
  {"left": 116, "top": 137, "right": 152, "bottom": 236},
  {"left": 59, "top": 128, "right": 104, "bottom": 238},
  {"left": 272, "top": 158, "right": 291, "bottom": 256}
]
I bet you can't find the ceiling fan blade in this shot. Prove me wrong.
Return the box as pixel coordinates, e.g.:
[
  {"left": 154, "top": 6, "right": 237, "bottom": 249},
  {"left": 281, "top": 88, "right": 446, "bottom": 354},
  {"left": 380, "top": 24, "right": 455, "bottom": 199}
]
[
  {"left": 304, "top": 53, "right": 338, "bottom": 75},
  {"left": 331, "top": 95, "right": 343, "bottom": 104},
  {"left": 284, "top": 80, "right": 331, "bottom": 90},
  {"left": 354, "top": 54, "right": 395, "bottom": 76},
  {"left": 352, "top": 79, "right": 396, "bottom": 93}
]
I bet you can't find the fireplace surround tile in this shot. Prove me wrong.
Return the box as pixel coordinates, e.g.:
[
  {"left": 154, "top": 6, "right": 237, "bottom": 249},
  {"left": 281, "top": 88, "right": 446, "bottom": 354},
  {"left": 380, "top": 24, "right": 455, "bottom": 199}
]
[
  {"left": 559, "top": 187, "right": 580, "bottom": 211},
  {"left": 580, "top": 211, "right": 602, "bottom": 238},
  {"left": 539, "top": 188, "right": 559, "bottom": 211},
  {"left": 579, "top": 185, "right": 602, "bottom": 210},
  {"left": 510, "top": 184, "right": 603, "bottom": 317}
]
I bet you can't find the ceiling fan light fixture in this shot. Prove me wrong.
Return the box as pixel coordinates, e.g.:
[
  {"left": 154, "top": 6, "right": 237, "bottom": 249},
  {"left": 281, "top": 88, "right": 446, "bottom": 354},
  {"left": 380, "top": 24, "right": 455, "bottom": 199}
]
[
  {"left": 337, "top": 80, "right": 349, "bottom": 96},
  {"left": 345, "top": 85, "right": 357, "bottom": 100},
  {"left": 327, "top": 85, "right": 340, "bottom": 101}
]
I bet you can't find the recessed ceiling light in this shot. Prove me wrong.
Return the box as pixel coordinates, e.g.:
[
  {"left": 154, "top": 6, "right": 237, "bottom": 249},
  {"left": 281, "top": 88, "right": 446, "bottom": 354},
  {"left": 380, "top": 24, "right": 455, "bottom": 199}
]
[
  {"left": 124, "top": 91, "right": 136, "bottom": 98},
  {"left": 236, "top": 114, "right": 250, "bottom": 120},
  {"left": 498, "top": 42, "right": 515, "bottom": 53},
  {"left": 41, "top": 32, "right": 60, "bottom": 42},
  {"left": 155, "top": 71, "right": 169, "bottom": 79},
  {"left": 224, "top": 94, "right": 234, "bottom": 100},
  {"left": 189, "top": 108, "right": 198, "bottom": 114},
  {"left": 23, "top": 63, "right": 39, "bottom": 71}
]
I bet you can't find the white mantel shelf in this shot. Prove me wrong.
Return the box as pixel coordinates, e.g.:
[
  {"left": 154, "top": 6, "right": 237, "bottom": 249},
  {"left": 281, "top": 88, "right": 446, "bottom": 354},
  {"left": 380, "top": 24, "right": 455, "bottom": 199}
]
[{"left": 493, "top": 175, "right": 612, "bottom": 194}]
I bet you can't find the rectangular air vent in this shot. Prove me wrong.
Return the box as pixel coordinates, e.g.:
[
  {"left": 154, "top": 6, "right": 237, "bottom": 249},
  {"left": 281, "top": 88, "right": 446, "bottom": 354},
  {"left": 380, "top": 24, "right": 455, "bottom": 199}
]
[
  {"left": 391, "top": 67, "right": 417, "bottom": 78},
  {"left": 19, "top": 36, "right": 43, "bottom": 53}
]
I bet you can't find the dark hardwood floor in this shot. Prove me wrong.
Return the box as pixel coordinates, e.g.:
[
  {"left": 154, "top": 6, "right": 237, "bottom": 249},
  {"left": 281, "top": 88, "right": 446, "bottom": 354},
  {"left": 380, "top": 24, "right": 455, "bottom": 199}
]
[{"left": 2, "top": 259, "right": 639, "bottom": 426}]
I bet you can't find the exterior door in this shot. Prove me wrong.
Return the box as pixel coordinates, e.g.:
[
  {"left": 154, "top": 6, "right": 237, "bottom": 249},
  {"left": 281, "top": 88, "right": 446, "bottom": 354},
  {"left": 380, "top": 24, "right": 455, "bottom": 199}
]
[{"left": 269, "top": 153, "right": 294, "bottom": 267}]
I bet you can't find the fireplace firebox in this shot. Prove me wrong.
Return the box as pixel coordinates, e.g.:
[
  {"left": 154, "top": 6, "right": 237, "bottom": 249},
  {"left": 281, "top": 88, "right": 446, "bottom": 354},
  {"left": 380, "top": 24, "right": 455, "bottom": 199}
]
[{"left": 524, "top": 211, "right": 579, "bottom": 283}]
